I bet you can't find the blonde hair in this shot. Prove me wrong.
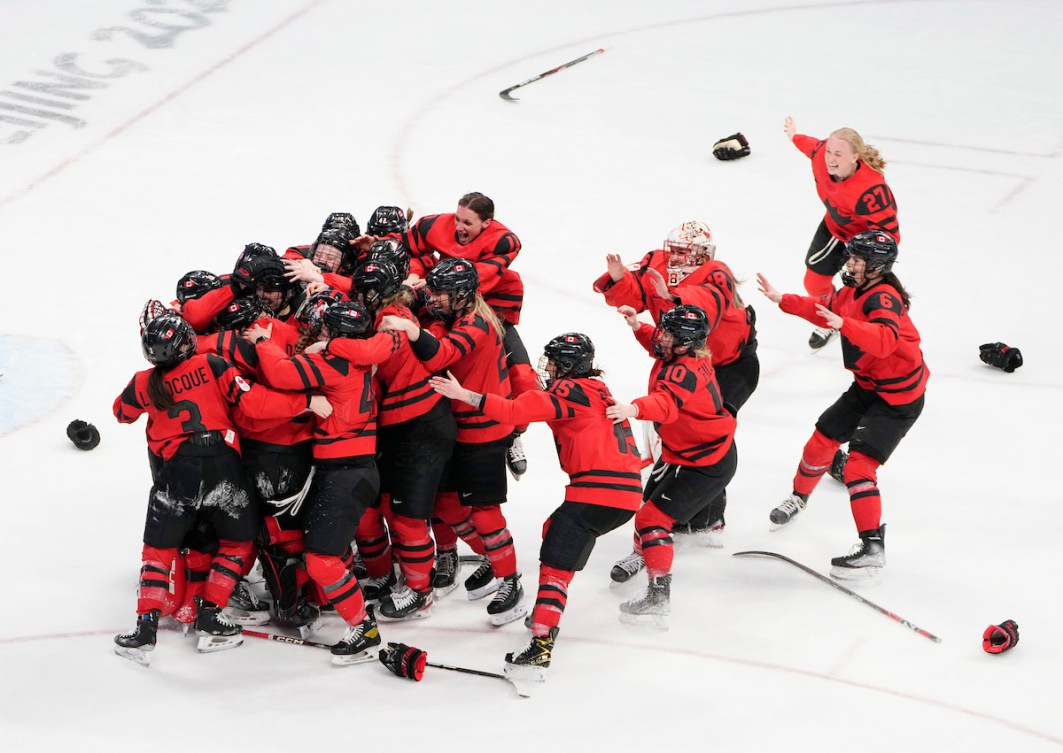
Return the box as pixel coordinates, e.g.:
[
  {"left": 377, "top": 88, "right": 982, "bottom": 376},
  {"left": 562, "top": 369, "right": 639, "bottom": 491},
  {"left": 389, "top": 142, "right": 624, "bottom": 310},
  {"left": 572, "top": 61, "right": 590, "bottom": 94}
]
[
  {"left": 470, "top": 293, "right": 505, "bottom": 340},
  {"left": 830, "top": 127, "right": 886, "bottom": 172}
]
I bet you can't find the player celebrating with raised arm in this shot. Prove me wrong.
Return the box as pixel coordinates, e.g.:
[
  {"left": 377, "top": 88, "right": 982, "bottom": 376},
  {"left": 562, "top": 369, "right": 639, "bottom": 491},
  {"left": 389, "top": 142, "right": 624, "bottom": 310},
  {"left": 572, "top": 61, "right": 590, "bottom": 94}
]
[
  {"left": 605, "top": 305, "right": 737, "bottom": 628},
  {"left": 757, "top": 230, "right": 928, "bottom": 580},
  {"left": 784, "top": 116, "right": 900, "bottom": 349},
  {"left": 430, "top": 332, "right": 643, "bottom": 682}
]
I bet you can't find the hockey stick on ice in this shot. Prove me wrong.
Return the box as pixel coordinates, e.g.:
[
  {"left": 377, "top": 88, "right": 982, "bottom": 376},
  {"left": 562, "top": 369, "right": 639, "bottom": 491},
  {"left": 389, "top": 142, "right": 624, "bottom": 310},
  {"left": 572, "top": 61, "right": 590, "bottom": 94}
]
[
  {"left": 499, "top": 48, "right": 606, "bottom": 101},
  {"left": 733, "top": 551, "right": 942, "bottom": 643},
  {"left": 242, "top": 629, "right": 529, "bottom": 694}
]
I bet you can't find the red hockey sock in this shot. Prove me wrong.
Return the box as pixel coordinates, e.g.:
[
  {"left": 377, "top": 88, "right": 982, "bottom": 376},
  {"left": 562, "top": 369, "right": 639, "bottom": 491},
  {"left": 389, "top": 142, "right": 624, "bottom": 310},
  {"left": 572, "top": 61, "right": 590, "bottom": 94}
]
[
  {"left": 355, "top": 505, "right": 392, "bottom": 579},
  {"left": 792, "top": 429, "right": 840, "bottom": 498},
  {"left": 803, "top": 268, "right": 835, "bottom": 300},
  {"left": 844, "top": 451, "right": 883, "bottom": 532},
  {"left": 434, "top": 492, "right": 486, "bottom": 554},
  {"left": 202, "top": 540, "right": 254, "bottom": 607},
  {"left": 305, "top": 552, "right": 367, "bottom": 624},
  {"left": 634, "top": 503, "right": 675, "bottom": 577},
  {"left": 136, "top": 545, "right": 179, "bottom": 615},
  {"left": 472, "top": 505, "right": 517, "bottom": 578},
  {"left": 388, "top": 514, "right": 434, "bottom": 591},
  {"left": 531, "top": 564, "right": 574, "bottom": 635}
]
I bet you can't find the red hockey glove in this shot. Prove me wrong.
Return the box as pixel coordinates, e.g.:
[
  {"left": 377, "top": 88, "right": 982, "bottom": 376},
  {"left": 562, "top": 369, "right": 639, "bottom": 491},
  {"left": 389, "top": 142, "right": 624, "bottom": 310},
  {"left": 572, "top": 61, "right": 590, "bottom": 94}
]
[
  {"left": 979, "top": 342, "right": 1023, "bottom": 373},
  {"left": 378, "top": 642, "right": 428, "bottom": 681},
  {"left": 982, "top": 619, "right": 1019, "bottom": 654},
  {"left": 712, "top": 132, "right": 750, "bottom": 161}
]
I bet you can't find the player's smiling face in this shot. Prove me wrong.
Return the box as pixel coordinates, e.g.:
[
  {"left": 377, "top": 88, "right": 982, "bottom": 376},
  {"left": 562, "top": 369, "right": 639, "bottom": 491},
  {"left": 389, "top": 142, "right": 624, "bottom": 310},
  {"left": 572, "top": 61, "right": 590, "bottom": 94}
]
[
  {"left": 454, "top": 205, "right": 489, "bottom": 245},
  {"left": 824, "top": 136, "right": 858, "bottom": 180}
]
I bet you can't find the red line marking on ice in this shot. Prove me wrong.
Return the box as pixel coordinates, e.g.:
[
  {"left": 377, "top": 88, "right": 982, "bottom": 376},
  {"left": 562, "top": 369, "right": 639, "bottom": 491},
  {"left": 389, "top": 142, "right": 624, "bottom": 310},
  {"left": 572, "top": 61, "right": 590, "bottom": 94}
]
[{"left": 0, "top": 0, "right": 330, "bottom": 212}]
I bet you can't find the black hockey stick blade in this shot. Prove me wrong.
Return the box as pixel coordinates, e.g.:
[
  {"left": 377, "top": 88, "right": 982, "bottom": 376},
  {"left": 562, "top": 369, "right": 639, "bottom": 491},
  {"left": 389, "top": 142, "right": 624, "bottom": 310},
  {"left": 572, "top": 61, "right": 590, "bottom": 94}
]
[
  {"left": 733, "top": 551, "right": 942, "bottom": 643},
  {"left": 499, "top": 48, "right": 606, "bottom": 101}
]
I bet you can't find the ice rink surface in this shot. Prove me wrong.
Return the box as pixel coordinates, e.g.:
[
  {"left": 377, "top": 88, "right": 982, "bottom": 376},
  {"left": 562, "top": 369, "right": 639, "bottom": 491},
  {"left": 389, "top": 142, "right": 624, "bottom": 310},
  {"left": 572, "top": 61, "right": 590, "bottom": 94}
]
[{"left": 1, "top": 2, "right": 1061, "bottom": 751}]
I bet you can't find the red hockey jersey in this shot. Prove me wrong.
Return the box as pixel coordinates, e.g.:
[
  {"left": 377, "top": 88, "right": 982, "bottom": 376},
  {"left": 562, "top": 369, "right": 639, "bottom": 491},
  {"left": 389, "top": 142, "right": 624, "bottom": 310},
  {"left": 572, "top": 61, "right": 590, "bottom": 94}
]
[
  {"left": 113, "top": 353, "right": 310, "bottom": 460},
  {"left": 792, "top": 134, "right": 901, "bottom": 243},
  {"left": 411, "top": 312, "right": 514, "bottom": 444},
  {"left": 629, "top": 324, "right": 736, "bottom": 467},
  {"left": 779, "top": 281, "right": 928, "bottom": 406},
  {"left": 480, "top": 377, "right": 643, "bottom": 510},
  {"left": 400, "top": 214, "right": 524, "bottom": 324},
  {"left": 593, "top": 252, "right": 754, "bottom": 367}
]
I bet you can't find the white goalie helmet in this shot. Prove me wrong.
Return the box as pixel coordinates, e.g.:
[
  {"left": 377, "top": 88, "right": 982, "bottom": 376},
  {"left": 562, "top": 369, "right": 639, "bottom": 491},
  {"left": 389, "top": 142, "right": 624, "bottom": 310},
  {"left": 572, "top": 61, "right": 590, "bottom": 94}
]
[{"left": 665, "top": 221, "right": 716, "bottom": 271}]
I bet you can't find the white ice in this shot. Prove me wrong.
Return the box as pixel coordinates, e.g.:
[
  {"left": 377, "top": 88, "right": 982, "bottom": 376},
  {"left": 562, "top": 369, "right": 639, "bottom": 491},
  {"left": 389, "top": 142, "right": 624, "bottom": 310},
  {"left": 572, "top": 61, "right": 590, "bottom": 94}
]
[{"left": 1, "top": 2, "right": 1061, "bottom": 751}]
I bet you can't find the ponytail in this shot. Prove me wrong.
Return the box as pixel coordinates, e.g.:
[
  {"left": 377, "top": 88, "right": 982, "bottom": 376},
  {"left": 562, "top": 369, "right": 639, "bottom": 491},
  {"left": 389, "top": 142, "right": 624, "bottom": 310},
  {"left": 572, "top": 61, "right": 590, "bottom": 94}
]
[{"left": 147, "top": 367, "right": 175, "bottom": 411}]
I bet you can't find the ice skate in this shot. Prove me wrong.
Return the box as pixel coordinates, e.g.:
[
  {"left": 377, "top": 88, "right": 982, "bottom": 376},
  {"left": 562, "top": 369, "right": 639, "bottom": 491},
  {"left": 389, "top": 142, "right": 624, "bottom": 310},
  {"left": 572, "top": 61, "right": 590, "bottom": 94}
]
[
  {"left": 464, "top": 556, "right": 500, "bottom": 600},
  {"left": 506, "top": 433, "right": 528, "bottom": 480},
  {"left": 194, "top": 596, "right": 244, "bottom": 653},
  {"left": 488, "top": 573, "right": 527, "bottom": 626},
  {"left": 610, "top": 550, "right": 645, "bottom": 584},
  {"left": 272, "top": 600, "right": 322, "bottom": 640},
  {"left": 330, "top": 613, "right": 382, "bottom": 666},
  {"left": 432, "top": 547, "right": 460, "bottom": 598},
  {"left": 619, "top": 574, "right": 671, "bottom": 630},
  {"left": 378, "top": 585, "right": 434, "bottom": 621},
  {"left": 504, "top": 626, "right": 558, "bottom": 693},
  {"left": 769, "top": 493, "right": 808, "bottom": 530},
  {"left": 830, "top": 526, "right": 886, "bottom": 581},
  {"left": 809, "top": 326, "right": 837, "bottom": 350},
  {"left": 829, "top": 449, "right": 849, "bottom": 483},
  {"left": 224, "top": 578, "right": 271, "bottom": 626},
  {"left": 113, "top": 610, "right": 160, "bottom": 667},
  {"left": 361, "top": 568, "right": 397, "bottom": 603}
]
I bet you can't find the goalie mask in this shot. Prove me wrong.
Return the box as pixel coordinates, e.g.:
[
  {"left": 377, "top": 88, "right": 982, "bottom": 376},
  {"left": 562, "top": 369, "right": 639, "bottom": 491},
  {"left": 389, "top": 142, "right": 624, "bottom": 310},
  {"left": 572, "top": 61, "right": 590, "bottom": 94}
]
[
  {"left": 295, "top": 289, "right": 345, "bottom": 338},
  {"left": 664, "top": 221, "right": 716, "bottom": 284}
]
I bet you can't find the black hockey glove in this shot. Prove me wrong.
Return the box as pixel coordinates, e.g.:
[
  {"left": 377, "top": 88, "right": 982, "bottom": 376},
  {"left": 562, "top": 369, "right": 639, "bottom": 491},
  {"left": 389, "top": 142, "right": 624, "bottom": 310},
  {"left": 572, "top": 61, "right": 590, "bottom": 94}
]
[
  {"left": 378, "top": 641, "right": 427, "bottom": 681},
  {"left": 979, "top": 342, "right": 1023, "bottom": 373},
  {"left": 712, "top": 132, "right": 750, "bottom": 161},
  {"left": 982, "top": 619, "right": 1019, "bottom": 654},
  {"left": 67, "top": 419, "right": 101, "bottom": 451}
]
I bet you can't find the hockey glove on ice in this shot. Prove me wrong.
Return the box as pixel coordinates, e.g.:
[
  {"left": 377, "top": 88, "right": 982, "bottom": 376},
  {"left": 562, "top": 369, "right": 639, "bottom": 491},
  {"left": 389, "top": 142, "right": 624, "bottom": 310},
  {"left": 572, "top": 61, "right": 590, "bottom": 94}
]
[
  {"left": 378, "top": 641, "right": 428, "bottom": 681},
  {"left": 982, "top": 619, "right": 1019, "bottom": 653},
  {"left": 67, "top": 419, "right": 101, "bottom": 451},
  {"left": 712, "top": 132, "right": 750, "bottom": 161},
  {"left": 979, "top": 342, "right": 1023, "bottom": 373}
]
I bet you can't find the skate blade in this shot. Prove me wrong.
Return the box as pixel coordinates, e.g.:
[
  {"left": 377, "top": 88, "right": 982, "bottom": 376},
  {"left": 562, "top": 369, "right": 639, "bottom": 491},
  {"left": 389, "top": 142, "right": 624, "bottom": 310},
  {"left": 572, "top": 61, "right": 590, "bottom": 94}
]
[
  {"left": 330, "top": 650, "right": 377, "bottom": 667},
  {"left": 378, "top": 606, "right": 434, "bottom": 622},
  {"left": 114, "top": 644, "right": 153, "bottom": 667},
  {"left": 829, "top": 565, "right": 883, "bottom": 583},
  {"left": 503, "top": 663, "right": 545, "bottom": 697},
  {"left": 222, "top": 607, "right": 271, "bottom": 626},
  {"left": 618, "top": 611, "right": 670, "bottom": 631},
  {"left": 432, "top": 581, "right": 460, "bottom": 600},
  {"left": 768, "top": 518, "right": 794, "bottom": 532},
  {"left": 298, "top": 617, "right": 324, "bottom": 640},
  {"left": 196, "top": 633, "right": 244, "bottom": 653},
  {"left": 489, "top": 601, "right": 529, "bottom": 628},
  {"left": 467, "top": 580, "right": 500, "bottom": 601}
]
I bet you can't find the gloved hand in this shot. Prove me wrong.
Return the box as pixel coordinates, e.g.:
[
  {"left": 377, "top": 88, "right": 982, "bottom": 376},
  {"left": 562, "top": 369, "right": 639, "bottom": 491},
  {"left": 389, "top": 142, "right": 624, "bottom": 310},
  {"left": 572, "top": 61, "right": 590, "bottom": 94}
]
[
  {"left": 983, "top": 619, "right": 1019, "bottom": 653},
  {"left": 979, "top": 342, "right": 1023, "bottom": 373},
  {"left": 378, "top": 641, "right": 428, "bottom": 681},
  {"left": 66, "top": 419, "right": 101, "bottom": 451},
  {"left": 712, "top": 132, "right": 750, "bottom": 160},
  {"left": 139, "top": 299, "right": 170, "bottom": 335}
]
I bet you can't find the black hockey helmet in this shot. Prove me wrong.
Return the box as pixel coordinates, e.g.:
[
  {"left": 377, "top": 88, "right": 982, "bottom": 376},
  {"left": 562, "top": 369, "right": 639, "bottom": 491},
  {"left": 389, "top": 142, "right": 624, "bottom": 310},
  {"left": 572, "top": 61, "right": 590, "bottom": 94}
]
[
  {"left": 215, "top": 296, "right": 271, "bottom": 331},
  {"left": 232, "top": 242, "right": 278, "bottom": 294},
  {"left": 367, "top": 237, "right": 411, "bottom": 281},
  {"left": 425, "top": 258, "right": 478, "bottom": 317},
  {"left": 310, "top": 228, "right": 358, "bottom": 274},
  {"left": 323, "top": 301, "right": 374, "bottom": 339},
  {"left": 842, "top": 230, "right": 898, "bottom": 286},
  {"left": 540, "top": 332, "right": 595, "bottom": 384},
  {"left": 322, "top": 211, "right": 360, "bottom": 237},
  {"left": 295, "top": 289, "right": 345, "bottom": 338},
  {"left": 353, "top": 259, "right": 402, "bottom": 310},
  {"left": 366, "top": 205, "right": 408, "bottom": 236},
  {"left": 175, "top": 270, "right": 223, "bottom": 305},
  {"left": 654, "top": 304, "right": 710, "bottom": 360},
  {"left": 142, "top": 313, "right": 197, "bottom": 369}
]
